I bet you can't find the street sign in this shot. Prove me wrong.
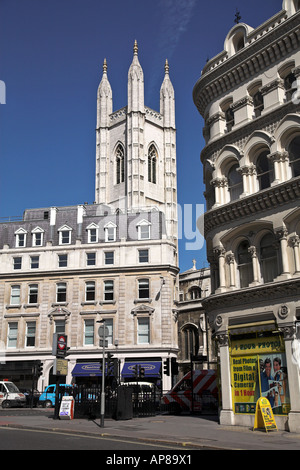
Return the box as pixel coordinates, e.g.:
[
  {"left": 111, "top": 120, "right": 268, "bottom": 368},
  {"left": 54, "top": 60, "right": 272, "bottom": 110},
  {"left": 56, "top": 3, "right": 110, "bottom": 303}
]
[
  {"left": 98, "top": 326, "right": 109, "bottom": 337},
  {"left": 52, "top": 333, "right": 68, "bottom": 358},
  {"left": 53, "top": 358, "right": 68, "bottom": 376}
]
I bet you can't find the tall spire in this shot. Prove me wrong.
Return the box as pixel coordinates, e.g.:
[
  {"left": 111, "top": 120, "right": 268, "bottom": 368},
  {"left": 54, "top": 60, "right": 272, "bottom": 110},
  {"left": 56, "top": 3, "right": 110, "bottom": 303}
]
[
  {"left": 160, "top": 58, "right": 175, "bottom": 128},
  {"left": 97, "top": 58, "right": 112, "bottom": 128},
  {"left": 128, "top": 40, "right": 144, "bottom": 113}
]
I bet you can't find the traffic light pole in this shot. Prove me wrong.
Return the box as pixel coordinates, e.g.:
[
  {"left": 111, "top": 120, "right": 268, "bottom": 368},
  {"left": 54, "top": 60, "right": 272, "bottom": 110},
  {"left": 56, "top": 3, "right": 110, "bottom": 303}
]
[{"left": 97, "top": 320, "right": 107, "bottom": 428}]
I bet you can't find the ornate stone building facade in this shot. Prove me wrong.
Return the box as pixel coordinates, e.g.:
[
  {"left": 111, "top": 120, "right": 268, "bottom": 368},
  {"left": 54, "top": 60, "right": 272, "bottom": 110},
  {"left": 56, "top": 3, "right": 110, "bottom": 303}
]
[
  {"left": 193, "top": 0, "right": 300, "bottom": 431},
  {"left": 177, "top": 262, "right": 217, "bottom": 380},
  {"left": 0, "top": 43, "right": 179, "bottom": 393}
]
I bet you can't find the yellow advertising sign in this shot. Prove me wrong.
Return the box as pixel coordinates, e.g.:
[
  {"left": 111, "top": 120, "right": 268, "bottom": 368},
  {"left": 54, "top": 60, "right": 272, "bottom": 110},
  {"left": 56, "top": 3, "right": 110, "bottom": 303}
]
[
  {"left": 230, "top": 336, "right": 284, "bottom": 356},
  {"left": 254, "top": 397, "right": 278, "bottom": 432}
]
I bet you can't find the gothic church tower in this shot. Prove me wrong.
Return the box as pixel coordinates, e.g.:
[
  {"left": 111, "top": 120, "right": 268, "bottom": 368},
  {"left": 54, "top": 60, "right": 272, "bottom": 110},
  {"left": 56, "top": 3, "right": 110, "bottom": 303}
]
[{"left": 95, "top": 41, "right": 177, "bottom": 241}]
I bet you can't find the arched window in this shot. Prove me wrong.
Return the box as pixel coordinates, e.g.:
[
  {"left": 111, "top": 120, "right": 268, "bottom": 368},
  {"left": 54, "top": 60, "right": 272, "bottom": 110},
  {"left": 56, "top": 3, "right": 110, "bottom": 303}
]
[
  {"left": 288, "top": 136, "right": 300, "bottom": 178},
  {"left": 116, "top": 144, "right": 125, "bottom": 184},
  {"left": 237, "top": 240, "right": 253, "bottom": 288},
  {"left": 148, "top": 144, "right": 157, "bottom": 183},
  {"left": 189, "top": 286, "right": 201, "bottom": 300},
  {"left": 260, "top": 233, "right": 279, "bottom": 283},
  {"left": 182, "top": 325, "right": 199, "bottom": 360},
  {"left": 256, "top": 151, "right": 273, "bottom": 190},
  {"left": 227, "top": 163, "right": 243, "bottom": 201},
  {"left": 253, "top": 90, "right": 264, "bottom": 118}
]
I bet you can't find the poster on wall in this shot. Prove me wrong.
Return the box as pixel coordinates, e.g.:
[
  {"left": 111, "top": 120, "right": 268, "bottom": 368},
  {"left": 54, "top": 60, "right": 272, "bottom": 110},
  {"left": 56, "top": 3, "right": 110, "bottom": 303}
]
[{"left": 230, "top": 335, "right": 290, "bottom": 415}]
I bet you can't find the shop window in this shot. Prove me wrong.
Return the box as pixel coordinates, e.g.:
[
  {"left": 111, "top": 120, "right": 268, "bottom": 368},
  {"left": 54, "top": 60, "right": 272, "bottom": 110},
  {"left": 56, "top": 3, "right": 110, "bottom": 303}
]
[
  {"left": 288, "top": 136, "right": 300, "bottom": 177},
  {"left": 237, "top": 240, "right": 253, "bottom": 288},
  {"left": 230, "top": 332, "right": 290, "bottom": 416},
  {"left": 260, "top": 233, "right": 279, "bottom": 283}
]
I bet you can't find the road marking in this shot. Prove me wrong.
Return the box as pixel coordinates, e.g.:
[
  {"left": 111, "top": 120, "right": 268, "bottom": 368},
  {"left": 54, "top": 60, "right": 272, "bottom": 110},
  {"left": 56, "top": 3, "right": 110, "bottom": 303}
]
[{"left": 0, "top": 426, "right": 196, "bottom": 449}]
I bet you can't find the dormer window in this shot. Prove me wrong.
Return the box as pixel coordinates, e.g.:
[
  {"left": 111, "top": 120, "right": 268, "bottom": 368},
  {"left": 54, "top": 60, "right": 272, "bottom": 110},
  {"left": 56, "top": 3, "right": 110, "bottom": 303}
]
[
  {"left": 15, "top": 228, "right": 27, "bottom": 248},
  {"left": 137, "top": 219, "right": 151, "bottom": 240},
  {"left": 31, "top": 227, "right": 44, "bottom": 247},
  {"left": 86, "top": 223, "right": 99, "bottom": 243},
  {"left": 58, "top": 225, "right": 72, "bottom": 245},
  {"left": 104, "top": 222, "right": 117, "bottom": 242}
]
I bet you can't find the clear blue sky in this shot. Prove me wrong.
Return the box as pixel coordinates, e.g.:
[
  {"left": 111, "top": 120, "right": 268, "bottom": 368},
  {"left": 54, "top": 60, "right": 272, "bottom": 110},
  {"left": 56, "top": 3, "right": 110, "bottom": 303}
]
[{"left": 0, "top": 0, "right": 281, "bottom": 272}]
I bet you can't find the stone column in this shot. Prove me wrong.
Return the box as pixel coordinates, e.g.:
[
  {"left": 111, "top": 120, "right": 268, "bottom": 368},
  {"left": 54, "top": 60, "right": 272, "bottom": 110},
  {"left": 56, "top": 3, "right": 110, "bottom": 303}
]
[
  {"left": 217, "top": 333, "right": 235, "bottom": 425},
  {"left": 290, "top": 235, "right": 300, "bottom": 274},
  {"left": 226, "top": 251, "right": 236, "bottom": 288},
  {"left": 279, "top": 324, "right": 300, "bottom": 433},
  {"left": 275, "top": 229, "right": 291, "bottom": 278},
  {"left": 214, "top": 247, "right": 226, "bottom": 291},
  {"left": 248, "top": 246, "right": 260, "bottom": 284}
]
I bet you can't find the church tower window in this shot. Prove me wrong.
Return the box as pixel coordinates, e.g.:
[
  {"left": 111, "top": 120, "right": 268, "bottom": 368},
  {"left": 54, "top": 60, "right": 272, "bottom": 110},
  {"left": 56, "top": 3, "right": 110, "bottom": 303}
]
[
  {"left": 116, "top": 144, "right": 125, "bottom": 184},
  {"left": 148, "top": 144, "right": 157, "bottom": 184}
]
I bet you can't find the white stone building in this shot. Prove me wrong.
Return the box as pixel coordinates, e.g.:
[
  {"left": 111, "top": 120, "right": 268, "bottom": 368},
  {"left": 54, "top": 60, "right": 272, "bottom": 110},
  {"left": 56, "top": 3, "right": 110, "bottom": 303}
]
[
  {"left": 193, "top": 0, "right": 300, "bottom": 431},
  {"left": 0, "top": 43, "right": 179, "bottom": 393}
]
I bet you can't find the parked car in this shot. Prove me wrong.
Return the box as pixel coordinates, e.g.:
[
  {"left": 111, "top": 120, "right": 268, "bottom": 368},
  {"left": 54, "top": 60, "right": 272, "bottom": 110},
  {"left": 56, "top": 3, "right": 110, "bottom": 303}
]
[{"left": 0, "top": 380, "right": 26, "bottom": 408}]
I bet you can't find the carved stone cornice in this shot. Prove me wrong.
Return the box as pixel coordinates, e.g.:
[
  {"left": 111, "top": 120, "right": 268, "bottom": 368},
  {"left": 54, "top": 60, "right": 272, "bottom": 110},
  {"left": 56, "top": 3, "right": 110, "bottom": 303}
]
[
  {"left": 193, "top": 12, "right": 300, "bottom": 116},
  {"left": 205, "top": 176, "right": 300, "bottom": 235},
  {"left": 202, "top": 278, "right": 300, "bottom": 313}
]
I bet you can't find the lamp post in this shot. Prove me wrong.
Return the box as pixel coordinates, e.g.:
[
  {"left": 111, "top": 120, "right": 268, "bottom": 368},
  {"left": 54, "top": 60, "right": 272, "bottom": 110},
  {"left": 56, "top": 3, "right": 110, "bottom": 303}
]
[{"left": 97, "top": 320, "right": 108, "bottom": 427}]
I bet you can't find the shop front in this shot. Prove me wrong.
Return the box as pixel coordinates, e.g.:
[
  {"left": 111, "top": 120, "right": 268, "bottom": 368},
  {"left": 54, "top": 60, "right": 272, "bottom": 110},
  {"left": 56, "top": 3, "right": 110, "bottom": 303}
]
[{"left": 229, "top": 330, "right": 290, "bottom": 417}]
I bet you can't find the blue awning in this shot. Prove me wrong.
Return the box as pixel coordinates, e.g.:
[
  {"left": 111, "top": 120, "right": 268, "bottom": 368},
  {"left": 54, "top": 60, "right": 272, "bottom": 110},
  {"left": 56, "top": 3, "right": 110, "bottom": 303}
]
[
  {"left": 121, "top": 361, "right": 161, "bottom": 378},
  {"left": 72, "top": 363, "right": 102, "bottom": 377}
]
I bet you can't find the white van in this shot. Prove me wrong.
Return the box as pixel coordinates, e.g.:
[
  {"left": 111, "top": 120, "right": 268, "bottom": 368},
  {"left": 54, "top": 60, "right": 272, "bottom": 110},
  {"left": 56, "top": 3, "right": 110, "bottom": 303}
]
[{"left": 0, "top": 380, "right": 26, "bottom": 408}]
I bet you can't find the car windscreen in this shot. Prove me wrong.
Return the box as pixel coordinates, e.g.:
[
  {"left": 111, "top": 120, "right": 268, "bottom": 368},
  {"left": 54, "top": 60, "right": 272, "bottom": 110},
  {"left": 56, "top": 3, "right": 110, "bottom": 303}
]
[{"left": 5, "top": 383, "right": 20, "bottom": 393}]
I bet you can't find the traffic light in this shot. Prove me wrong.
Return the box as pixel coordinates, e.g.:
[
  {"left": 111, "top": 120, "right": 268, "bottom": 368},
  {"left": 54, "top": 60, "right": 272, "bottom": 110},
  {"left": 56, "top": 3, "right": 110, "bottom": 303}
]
[
  {"left": 107, "top": 353, "right": 119, "bottom": 378},
  {"left": 171, "top": 357, "right": 179, "bottom": 376},
  {"left": 132, "top": 364, "right": 138, "bottom": 378},
  {"left": 163, "top": 358, "right": 170, "bottom": 376},
  {"left": 33, "top": 360, "right": 43, "bottom": 377},
  {"left": 139, "top": 366, "right": 145, "bottom": 378}
]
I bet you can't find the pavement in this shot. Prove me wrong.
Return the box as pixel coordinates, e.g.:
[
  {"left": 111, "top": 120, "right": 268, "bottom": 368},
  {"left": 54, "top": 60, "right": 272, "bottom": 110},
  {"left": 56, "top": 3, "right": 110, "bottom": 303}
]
[{"left": 0, "top": 408, "right": 300, "bottom": 450}]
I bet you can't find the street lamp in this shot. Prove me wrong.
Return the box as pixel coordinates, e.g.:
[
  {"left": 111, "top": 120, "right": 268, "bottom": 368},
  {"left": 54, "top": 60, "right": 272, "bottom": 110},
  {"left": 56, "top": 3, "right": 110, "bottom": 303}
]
[{"left": 97, "top": 319, "right": 108, "bottom": 427}]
